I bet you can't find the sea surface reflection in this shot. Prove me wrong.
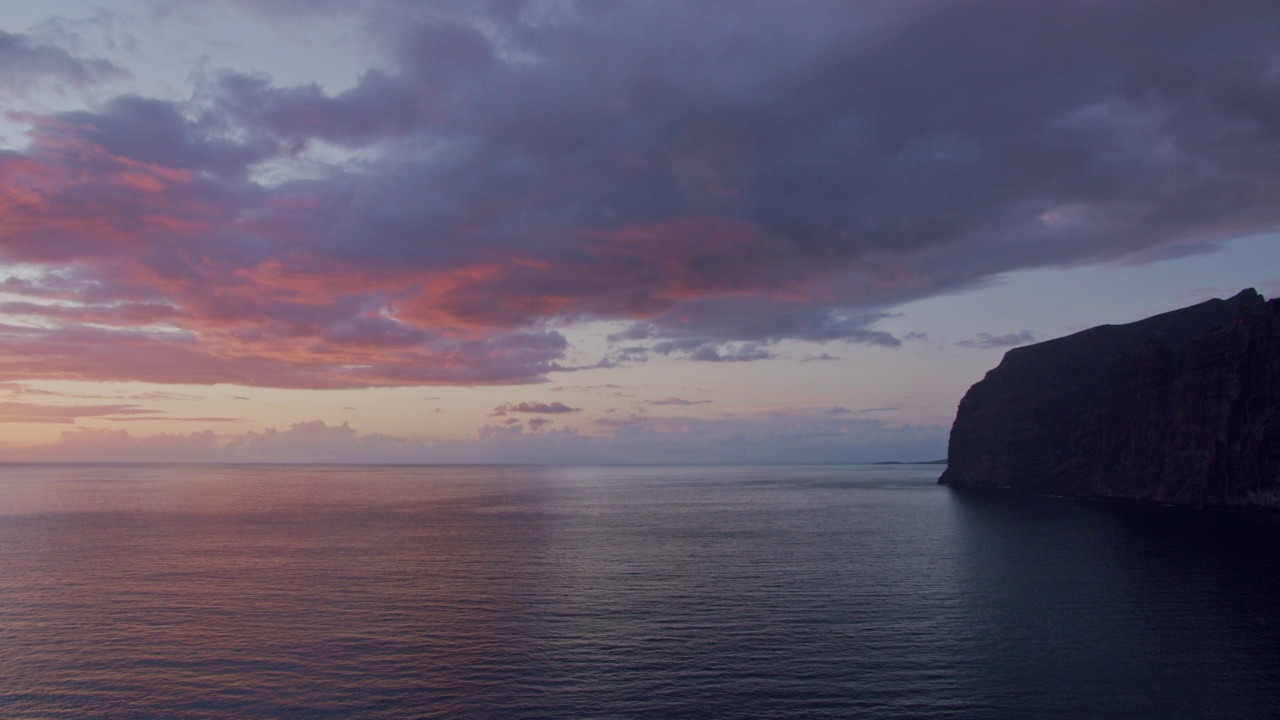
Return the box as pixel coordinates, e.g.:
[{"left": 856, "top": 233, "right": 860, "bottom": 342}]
[{"left": 0, "top": 464, "right": 1277, "bottom": 718}]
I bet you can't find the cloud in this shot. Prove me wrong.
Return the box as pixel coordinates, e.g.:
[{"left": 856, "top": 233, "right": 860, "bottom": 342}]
[
  {"left": 0, "top": 401, "right": 151, "bottom": 424},
  {"left": 0, "top": 320, "right": 569, "bottom": 388},
  {"left": 124, "top": 390, "right": 204, "bottom": 401},
  {"left": 0, "top": 30, "right": 125, "bottom": 92},
  {"left": 549, "top": 384, "right": 624, "bottom": 393},
  {"left": 956, "top": 330, "right": 1036, "bottom": 349},
  {"left": 647, "top": 396, "right": 711, "bottom": 406},
  {"left": 103, "top": 416, "right": 242, "bottom": 422},
  {"left": 0, "top": 398, "right": 235, "bottom": 424},
  {"left": 1, "top": 2, "right": 1279, "bottom": 387},
  {"left": 0, "top": 413, "right": 947, "bottom": 465},
  {"left": 650, "top": 338, "right": 778, "bottom": 362},
  {"left": 493, "top": 401, "right": 579, "bottom": 414},
  {"left": 25, "top": 419, "right": 398, "bottom": 463},
  {"left": 25, "top": 428, "right": 222, "bottom": 460},
  {"left": 222, "top": 419, "right": 386, "bottom": 460},
  {"left": 0, "top": 383, "right": 199, "bottom": 401},
  {"left": 477, "top": 421, "right": 524, "bottom": 440},
  {"left": 213, "top": 69, "right": 425, "bottom": 148},
  {"left": 689, "top": 344, "right": 775, "bottom": 363},
  {"left": 0, "top": 383, "right": 75, "bottom": 397}
]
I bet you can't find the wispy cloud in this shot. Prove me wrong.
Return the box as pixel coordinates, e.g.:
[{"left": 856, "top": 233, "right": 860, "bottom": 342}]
[
  {"left": 0, "top": 30, "right": 125, "bottom": 93},
  {"left": 492, "top": 401, "right": 579, "bottom": 415},
  {"left": 956, "top": 331, "right": 1036, "bottom": 349},
  {"left": 647, "top": 397, "right": 711, "bottom": 406},
  {"left": 0, "top": 401, "right": 152, "bottom": 424},
  {"left": 103, "top": 416, "right": 243, "bottom": 422}
]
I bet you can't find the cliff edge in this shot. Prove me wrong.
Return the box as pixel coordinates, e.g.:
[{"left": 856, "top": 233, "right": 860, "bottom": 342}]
[{"left": 939, "top": 289, "right": 1279, "bottom": 509}]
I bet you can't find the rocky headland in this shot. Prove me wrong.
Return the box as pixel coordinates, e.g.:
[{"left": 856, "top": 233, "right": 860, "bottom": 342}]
[{"left": 939, "top": 289, "right": 1280, "bottom": 509}]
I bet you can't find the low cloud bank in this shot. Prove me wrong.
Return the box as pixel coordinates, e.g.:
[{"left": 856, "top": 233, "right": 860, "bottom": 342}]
[{"left": 3, "top": 413, "right": 947, "bottom": 465}]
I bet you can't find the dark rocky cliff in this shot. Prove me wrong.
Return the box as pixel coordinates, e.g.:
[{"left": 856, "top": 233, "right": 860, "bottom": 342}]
[
  {"left": 1049, "top": 299, "right": 1280, "bottom": 508},
  {"left": 938, "top": 289, "right": 1273, "bottom": 507}
]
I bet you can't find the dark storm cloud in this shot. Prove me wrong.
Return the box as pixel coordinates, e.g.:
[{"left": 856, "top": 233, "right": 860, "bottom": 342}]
[{"left": 1, "top": 0, "right": 1279, "bottom": 386}]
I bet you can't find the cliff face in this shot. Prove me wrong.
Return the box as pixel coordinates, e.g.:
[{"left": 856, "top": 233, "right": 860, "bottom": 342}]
[
  {"left": 938, "top": 289, "right": 1271, "bottom": 506},
  {"left": 1049, "top": 300, "right": 1280, "bottom": 508}
]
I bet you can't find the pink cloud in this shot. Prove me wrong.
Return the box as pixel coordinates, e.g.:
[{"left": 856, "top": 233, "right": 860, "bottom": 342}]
[{"left": 0, "top": 119, "right": 213, "bottom": 263}]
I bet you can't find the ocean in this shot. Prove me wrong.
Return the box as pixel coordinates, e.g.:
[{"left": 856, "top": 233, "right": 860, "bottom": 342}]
[{"left": 1, "top": 463, "right": 1277, "bottom": 719}]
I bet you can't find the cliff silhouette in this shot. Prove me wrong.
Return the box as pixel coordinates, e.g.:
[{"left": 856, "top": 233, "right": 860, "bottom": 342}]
[{"left": 940, "top": 289, "right": 1280, "bottom": 509}]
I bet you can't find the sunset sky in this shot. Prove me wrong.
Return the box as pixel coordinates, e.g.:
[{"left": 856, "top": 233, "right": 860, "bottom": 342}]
[{"left": 0, "top": 0, "right": 1277, "bottom": 463}]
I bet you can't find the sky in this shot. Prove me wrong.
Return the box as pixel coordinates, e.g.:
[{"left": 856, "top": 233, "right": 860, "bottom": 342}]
[{"left": 0, "top": 0, "right": 1277, "bottom": 464}]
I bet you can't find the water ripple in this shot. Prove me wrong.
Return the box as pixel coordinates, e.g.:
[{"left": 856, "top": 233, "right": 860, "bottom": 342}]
[{"left": 0, "top": 464, "right": 1278, "bottom": 718}]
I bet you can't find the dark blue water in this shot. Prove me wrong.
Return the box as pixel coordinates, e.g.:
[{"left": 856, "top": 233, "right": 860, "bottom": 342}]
[{"left": 0, "top": 464, "right": 1277, "bottom": 719}]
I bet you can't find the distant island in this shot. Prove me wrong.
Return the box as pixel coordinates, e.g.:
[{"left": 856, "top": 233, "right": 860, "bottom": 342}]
[
  {"left": 874, "top": 459, "right": 948, "bottom": 465},
  {"left": 940, "top": 289, "right": 1280, "bottom": 510}
]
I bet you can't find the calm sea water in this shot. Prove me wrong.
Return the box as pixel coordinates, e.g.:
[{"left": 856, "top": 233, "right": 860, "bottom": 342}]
[{"left": 1, "top": 464, "right": 1278, "bottom": 719}]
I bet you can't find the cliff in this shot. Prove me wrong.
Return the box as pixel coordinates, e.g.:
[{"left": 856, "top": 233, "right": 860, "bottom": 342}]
[
  {"left": 939, "top": 289, "right": 1277, "bottom": 508},
  {"left": 1049, "top": 299, "right": 1280, "bottom": 508}
]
